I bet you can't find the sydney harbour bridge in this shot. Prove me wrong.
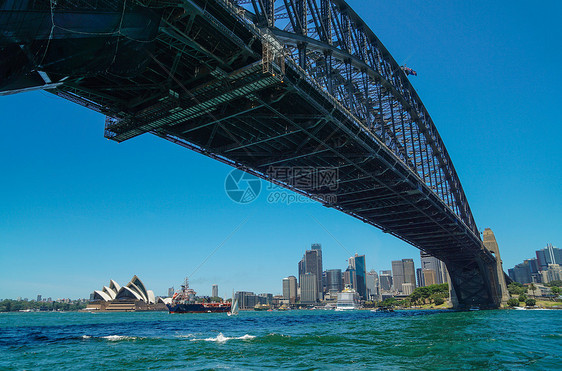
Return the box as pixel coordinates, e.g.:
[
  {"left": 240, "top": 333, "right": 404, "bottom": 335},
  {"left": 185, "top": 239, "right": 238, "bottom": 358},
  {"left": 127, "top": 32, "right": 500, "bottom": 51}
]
[{"left": 0, "top": 0, "right": 509, "bottom": 308}]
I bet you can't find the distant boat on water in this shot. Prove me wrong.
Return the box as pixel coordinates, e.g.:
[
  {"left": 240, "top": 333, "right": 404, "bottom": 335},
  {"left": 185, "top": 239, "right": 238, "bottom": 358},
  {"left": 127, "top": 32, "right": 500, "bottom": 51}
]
[{"left": 227, "top": 291, "right": 239, "bottom": 316}]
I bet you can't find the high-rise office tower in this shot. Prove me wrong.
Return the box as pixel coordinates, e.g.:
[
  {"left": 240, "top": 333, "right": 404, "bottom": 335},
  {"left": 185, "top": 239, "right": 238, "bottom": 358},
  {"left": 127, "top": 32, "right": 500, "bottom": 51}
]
[
  {"left": 392, "top": 259, "right": 416, "bottom": 293},
  {"left": 420, "top": 251, "right": 449, "bottom": 286},
  {"left": 416, "top": 268, "right": 424, "bottom": 287},
  {"left": 283, "top": 278, "right": 290, "bottom": 300},
  {"left": 379, "top": 270, "right": 393, "bottom": 292},
  {"left": 391, "top": 260, "right": 404, "bottom": 292},
  {"left": 283, "top": 276, "right": 298, "bottom": 303},
  {"left": 325, "top": 269, "right": 343, "bottom": 293},
  {"left": 536, "top": 244, "right": 562, "bottom": 271},
  {"left": 168, "top": 287, "right": 175, "bottom": 298},
  {"left": 349, "top": 254, "right": 367, "bottom": 299},
  {"left": 298, "top": 244, "right": 323, "bottom": 301},
  {"left": 402, "top": 259, "right": 416, "bottom": 288},
  {"left": 212, "top": 284, "right": 218, "bottom": 298},
  {"left": 344, "top": 264, "right": 356, "bottom": 289},
  {"left": 300, "top": 273, "right": 318, "bottom": 304},
  {"left": 366, "top": 270, "right": 380, "bottom": 301}
]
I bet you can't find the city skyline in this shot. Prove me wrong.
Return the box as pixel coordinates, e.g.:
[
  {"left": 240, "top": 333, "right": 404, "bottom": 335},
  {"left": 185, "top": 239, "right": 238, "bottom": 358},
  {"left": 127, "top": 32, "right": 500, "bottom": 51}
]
[{"left": 1, "top": 0, "right": 561, "bottom": 299}]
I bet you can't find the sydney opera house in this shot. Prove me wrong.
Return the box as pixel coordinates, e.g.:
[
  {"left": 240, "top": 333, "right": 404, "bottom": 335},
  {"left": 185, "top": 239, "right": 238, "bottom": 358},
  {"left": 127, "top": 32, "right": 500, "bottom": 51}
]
[{"left": 87, "top": 275, "right": 167, "bottom": 311}]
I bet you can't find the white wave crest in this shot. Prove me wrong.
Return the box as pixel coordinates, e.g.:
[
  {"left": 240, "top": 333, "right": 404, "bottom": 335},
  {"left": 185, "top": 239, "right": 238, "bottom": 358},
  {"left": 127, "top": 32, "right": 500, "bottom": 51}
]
[
  {"left": 190, "top": 332, "right": 256, "bottom": 343},
  {"left": 81, "top": 335, "right": 92, "bottom": 339},
  {"left": 101, "top": 335, "right": 138, "bottom": 341}
]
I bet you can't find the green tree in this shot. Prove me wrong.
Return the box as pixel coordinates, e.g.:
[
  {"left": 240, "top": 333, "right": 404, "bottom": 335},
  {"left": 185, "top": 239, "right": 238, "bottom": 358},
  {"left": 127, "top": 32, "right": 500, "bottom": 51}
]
[
  {"left": 507, "top": 298, "right": 520, "bottom": 307},
  {"left": 545, "top": 280, "right": 562, "bottom": 287},
  {"left": 518, "top": 293, "right": 527, "bottom": 302},
  {"left": 550, "top": 286, "right": 561, "bottom": 299},
  {"left": 525, "top": 298, "right": 536, "bottom": 307},
  {"left": 433, "top": 296, "right": 445, "bottom": 306},
  {"left": 508, "top": 282, "right": 527, "bottom": 296},
  {"left": 528, "top": 283, "right": 536, "bottom": 298}
]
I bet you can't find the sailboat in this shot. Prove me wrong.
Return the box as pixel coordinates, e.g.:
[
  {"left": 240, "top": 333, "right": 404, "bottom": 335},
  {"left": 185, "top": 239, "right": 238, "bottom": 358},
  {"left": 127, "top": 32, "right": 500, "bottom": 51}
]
[{"left": 228, "top": 291, "right": 239, "bottom": 316}]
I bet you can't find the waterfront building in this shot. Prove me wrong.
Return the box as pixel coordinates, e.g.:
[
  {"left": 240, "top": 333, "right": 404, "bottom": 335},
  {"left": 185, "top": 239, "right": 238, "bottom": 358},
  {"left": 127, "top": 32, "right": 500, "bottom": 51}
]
[
  {"left": 325, "top": 269, "right": 343, "bottom": 293},
  {"left": 298, "top": 244, "right": 323, "bottom": 301},
  {"left": 300, "top": 272, "right": 318, "bottom": 304},
  {"left": 235, "top": 291, "right": 258, "bottom": 309},
  {"left": 87, "top": 275, "right": 162, "bottom": 311},
  {"left": 258, "top": 293, "right": 273, "bottom": 305},
  {"left": 37, "top": 295, "right": 42, "bottom": 302},
  {"left": 349, "top": 254, "right": 367, "bottom": 299},
  {"left": 379, "top": 270, "right": 393, "bottom": 292},
  {"left": 212, "top": 284, "right": 218, "bottom": 298},
  {"left": 283, "top": 278, "right": 290, "bottom": 300},
  {"left": 282, "top": 275, "right": 298, "bottom": 303},
  {"left": 536, "top": 244, "right": 562, "bottom": 271},
  {"left": 366, "top": 270, "right": 380, "bottom": 301}
]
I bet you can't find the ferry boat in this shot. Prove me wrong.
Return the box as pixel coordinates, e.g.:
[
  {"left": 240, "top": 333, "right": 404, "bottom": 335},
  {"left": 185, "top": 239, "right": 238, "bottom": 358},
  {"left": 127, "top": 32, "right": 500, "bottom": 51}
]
[{"left": 167, "top": 278, "right": 231, "bottom": 314}]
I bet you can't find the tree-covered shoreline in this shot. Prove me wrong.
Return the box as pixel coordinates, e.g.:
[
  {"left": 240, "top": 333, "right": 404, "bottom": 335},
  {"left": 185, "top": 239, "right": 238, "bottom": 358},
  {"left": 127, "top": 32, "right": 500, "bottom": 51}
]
[{"left": 0, "top": 299, "right": 87, "bottom": 312}]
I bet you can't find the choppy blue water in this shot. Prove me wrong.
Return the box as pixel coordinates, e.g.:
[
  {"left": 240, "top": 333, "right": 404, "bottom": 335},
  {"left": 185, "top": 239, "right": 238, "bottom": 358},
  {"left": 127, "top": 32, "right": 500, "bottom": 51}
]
[{"left": 1, "top": 309, "right": 561, "bottom": 370}]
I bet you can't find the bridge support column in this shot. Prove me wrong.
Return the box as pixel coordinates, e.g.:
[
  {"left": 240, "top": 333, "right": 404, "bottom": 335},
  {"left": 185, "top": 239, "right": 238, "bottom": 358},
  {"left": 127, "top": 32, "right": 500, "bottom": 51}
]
[{"left": 482, "top": 228, "right": 510, "bottom": 306}]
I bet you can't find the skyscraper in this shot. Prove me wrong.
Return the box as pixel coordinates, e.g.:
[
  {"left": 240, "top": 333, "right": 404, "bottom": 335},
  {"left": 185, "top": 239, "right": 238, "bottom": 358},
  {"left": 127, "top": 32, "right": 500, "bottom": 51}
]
[
  {"left": 300, "top": 273, "right": 318, "bottom": 304},
  {"left": 402, "top": 259, "right": 416, "bottom": 288},
  {"left": 298, "top": 244, "right": 323, "bottom": 301},
  {"left": 392, "top": 259, "right": 416, "bottom": 293},
  {"left": 416, "top": 268, "right": 424, "bottom": 287},
  {"left": 536, "top": 244, "right": 562, "bottom": 270},
  {"left": 325, "top": 269, "right": 343, "bottom": 293},
  {"left": 167, "top": 287, "right": 175, "bottom": 298},
  {"left": 366, "top": 270, "right": 380, "bottom": 301},
  {"left": 391, "top": 260, "right": 404, "bottom": 292},
  {"left": 212, "top": 284, "right": 218, "bottom": 298},
  {"left": 349, "top": 254, "right": 367, "bottom": 299},
  {"left": 344, "top": 264, "right": 356, "bottom": 289},
  {"left": 283, "top": 276, "right": 298, "bottom": 303},
  {"left": 379, "top": 270, "right": 393, "bottom": 292},
  {"left": 420, "top": 251, "right": 448, "bottom": 286}
]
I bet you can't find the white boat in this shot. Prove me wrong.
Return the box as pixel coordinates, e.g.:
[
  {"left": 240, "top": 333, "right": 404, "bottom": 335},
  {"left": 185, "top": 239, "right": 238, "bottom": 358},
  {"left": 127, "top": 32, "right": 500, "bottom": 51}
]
[{"left": 227, "top": 292, "right": 239, "bottom": 316}]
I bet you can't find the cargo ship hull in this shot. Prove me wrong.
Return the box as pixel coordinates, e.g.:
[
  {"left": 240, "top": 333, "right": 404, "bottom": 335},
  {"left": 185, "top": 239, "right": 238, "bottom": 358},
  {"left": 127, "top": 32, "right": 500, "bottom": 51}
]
[{"left": 167, "top": 303, "right": 231, "bottom": 313}]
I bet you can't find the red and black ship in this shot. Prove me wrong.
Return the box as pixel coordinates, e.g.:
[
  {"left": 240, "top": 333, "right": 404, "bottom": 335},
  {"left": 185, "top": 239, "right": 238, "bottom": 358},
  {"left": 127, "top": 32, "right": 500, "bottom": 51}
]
[{"left": 167, "top": 278, "right": 231, "bottom": 314}]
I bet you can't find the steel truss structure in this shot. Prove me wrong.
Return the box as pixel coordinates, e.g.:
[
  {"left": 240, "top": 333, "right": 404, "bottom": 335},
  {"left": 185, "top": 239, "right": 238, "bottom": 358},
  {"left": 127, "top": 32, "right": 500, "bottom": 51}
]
[{"left": 0, "top": 0, "right": 507, "bottom": 308}]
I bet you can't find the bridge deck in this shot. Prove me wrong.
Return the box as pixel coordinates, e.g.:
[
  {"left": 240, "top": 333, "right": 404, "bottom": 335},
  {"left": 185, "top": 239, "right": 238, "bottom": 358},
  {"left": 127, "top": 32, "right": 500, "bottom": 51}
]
[{"left": 0, "top": 0, "right": 506, "bottom": 308}]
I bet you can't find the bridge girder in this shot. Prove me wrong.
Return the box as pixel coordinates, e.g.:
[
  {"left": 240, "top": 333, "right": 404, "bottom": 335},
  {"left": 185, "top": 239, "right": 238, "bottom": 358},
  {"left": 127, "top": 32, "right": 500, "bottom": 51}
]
[{"left": 0, "top": 0, "right": 507, "bottom": 308}]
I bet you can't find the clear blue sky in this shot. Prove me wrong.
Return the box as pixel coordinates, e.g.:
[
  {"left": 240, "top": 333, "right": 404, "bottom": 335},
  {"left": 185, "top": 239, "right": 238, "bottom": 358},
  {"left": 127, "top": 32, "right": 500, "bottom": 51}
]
[{"left": 1, "top": 0, "right": 560, "bottom": 299}]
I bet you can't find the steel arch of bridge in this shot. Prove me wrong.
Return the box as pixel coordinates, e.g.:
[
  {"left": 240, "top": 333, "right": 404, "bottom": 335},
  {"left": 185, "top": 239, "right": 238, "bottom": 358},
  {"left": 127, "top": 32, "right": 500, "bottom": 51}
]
[
  {"left": 0, "top": 0, "right": 507, "bottom": 308},
  {"left": 237, "top": 0, "right": 478, "bottom": 236}
]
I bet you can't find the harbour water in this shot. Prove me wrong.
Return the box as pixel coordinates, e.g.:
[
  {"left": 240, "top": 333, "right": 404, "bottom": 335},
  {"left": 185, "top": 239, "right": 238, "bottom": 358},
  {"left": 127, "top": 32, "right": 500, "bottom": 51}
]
[{"left": 1, "top": 309, "right": 561, "bottom": 369}]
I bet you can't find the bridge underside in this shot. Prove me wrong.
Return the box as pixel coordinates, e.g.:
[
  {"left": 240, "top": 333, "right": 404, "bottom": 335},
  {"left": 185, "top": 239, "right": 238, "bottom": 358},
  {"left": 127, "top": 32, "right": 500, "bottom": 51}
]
[{"left": 0, "top": 0, "right": 505, "bottom": 308}]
